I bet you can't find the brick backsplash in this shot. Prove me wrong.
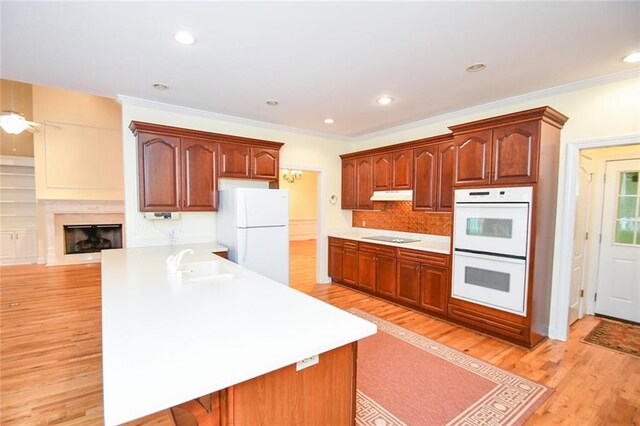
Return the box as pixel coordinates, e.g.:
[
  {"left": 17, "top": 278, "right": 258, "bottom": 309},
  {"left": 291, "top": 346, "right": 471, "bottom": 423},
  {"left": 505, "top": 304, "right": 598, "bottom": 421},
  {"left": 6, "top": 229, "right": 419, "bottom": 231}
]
[{"left": 352, "top": 201, "right": 452, "bottom": 236}]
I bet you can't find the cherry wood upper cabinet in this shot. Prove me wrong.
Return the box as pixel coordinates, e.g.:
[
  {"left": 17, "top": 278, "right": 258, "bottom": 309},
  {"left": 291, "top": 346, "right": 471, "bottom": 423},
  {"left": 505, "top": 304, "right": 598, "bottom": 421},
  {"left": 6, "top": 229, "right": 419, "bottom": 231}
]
[
  {"left": 453, "top": 130, "right": 492, "bottom": 187},
  {"left": 251, "top": 147, "right": 279, "bottom": 180},
  {"left": 341, "top": 158, "right": 357, "bottom": 209},
  {"left": 491, "top": 122, "right": 539, "bottom": 185},
  {"left": 413, "top": 144, "right": 438, "bottom": 211},
  {"left": 182, "top": 138, "right": 218, "bottom": 211},
  {"left": 391, "top": 149, "right": 413, "bottom": 190},
  {"left": 138, "top": 133, "right": 181, "bottom": 212},
  {"left": 437, "top": 141, "right": 455, "bottom": 212},
  {"left": 373, "top": 154, "right": 391, "bottom": 191},
  {"left": 219, "top": 143, "right": 250, "bottom": 178},
  {"left": 356, "top": 156, "right": 373, "bottom": 210}
]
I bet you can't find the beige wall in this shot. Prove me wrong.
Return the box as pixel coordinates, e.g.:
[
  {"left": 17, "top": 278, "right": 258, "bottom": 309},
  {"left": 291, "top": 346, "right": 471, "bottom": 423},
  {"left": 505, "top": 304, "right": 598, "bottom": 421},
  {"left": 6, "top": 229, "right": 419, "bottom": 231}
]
[
  {"left": 279, "top": 170, "right": 318, "bottom": 221},
  {"left": 32, "top": 85, "right": 123, "bottom": 201},
  {"left": 0, "top": 79, "right": 34, "bottom": 157}
]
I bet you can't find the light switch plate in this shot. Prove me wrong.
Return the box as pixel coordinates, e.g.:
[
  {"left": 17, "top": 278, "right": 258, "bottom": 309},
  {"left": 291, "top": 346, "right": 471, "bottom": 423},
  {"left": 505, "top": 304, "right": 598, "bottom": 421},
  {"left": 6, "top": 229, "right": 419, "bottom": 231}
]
[{"left": 296, "top": 354, "right": 319, "bottom": 371}]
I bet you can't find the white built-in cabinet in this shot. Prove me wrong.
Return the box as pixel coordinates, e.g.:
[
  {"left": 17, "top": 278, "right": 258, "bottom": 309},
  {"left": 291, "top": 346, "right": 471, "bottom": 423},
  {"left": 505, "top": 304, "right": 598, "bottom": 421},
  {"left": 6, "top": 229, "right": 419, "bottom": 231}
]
[{"left": 0, "top": 156, "right": 38, "bottom": 264}]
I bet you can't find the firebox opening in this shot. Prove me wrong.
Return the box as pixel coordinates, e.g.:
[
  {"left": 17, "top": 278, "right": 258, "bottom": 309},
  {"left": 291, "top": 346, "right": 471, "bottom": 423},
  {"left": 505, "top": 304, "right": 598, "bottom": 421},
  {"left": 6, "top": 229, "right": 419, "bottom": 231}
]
[{"left": 63, "top": 224, "right": 123, "bottom": 255}]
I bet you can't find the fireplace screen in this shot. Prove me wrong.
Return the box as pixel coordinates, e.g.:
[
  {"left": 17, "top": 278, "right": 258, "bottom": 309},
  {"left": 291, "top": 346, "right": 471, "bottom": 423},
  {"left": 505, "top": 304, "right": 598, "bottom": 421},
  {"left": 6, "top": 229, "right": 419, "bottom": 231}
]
[{"left": 63, "top": 224, "right": 123, "bottom": 255}]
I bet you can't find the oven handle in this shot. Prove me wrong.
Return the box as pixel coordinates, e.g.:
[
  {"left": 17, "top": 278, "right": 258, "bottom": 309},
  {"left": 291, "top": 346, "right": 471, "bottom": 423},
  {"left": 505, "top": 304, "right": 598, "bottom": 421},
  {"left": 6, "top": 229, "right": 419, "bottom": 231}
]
[
  {"left": 454, "top": 248, "right": 526, "bottom": 263},
  {"left": 454, "top": 202, "right": 529, "bottom": 209}
]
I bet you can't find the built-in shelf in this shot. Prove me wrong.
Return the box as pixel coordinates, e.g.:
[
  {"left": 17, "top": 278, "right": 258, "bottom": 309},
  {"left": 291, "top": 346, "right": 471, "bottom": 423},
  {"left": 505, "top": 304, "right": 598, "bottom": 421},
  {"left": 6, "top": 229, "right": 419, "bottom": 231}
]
[
  {"left": 0, "top": 187, "right": 36, "bottom": 190},
  {"left": 0, "top": 172, "right": 35, "bottom": 177},
  {"left": 0, "top": 214, "right": 37, "bottom": 217},
  {"left": 0, "top": 200, "right": 36, "bottom": 203}
]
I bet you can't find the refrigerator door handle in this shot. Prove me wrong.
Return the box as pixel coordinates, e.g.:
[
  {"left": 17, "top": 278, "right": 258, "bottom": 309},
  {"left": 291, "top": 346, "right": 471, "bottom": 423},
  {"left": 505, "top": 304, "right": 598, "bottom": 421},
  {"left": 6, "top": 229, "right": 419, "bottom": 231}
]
[{"left": 242, "top": 228, "right": 248, "bottom": 263}]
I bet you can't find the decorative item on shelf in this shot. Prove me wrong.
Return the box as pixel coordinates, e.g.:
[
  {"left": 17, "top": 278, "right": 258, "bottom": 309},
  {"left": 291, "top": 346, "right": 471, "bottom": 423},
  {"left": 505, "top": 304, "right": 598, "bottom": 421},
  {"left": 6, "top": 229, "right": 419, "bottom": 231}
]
[
  {"left": 281, "top": 169, "right": 303, "bottom": 184},
  {"left": 329, "top": 195, "right": 338, "bottom": 205}
]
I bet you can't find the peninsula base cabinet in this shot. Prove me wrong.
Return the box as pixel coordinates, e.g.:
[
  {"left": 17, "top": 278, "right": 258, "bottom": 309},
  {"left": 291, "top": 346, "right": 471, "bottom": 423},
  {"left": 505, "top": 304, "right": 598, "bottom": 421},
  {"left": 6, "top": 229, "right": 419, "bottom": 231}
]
[{"left": 168, "top": 343, "right": 357, "bottom": 426}]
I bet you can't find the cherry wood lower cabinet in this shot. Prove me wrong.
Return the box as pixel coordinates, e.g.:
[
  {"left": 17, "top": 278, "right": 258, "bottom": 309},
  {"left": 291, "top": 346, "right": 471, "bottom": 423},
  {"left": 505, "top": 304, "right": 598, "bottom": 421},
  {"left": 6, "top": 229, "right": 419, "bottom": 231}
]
[
  {"left": 330, "top": 238, "right": 450, "bottom": 320},
  {"left": 169, "top": 343, "right": 357, "bottom": 426}
]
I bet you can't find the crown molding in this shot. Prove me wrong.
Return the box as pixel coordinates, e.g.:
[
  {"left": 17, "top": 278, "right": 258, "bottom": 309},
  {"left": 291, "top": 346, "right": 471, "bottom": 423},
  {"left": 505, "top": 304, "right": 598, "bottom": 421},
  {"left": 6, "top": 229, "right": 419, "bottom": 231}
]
[
  {"left": 117, "top": 95, "right": 352, "bottom": 143},
  {"left": 349, "top": 67, "right": 640, "bottom": 142}
]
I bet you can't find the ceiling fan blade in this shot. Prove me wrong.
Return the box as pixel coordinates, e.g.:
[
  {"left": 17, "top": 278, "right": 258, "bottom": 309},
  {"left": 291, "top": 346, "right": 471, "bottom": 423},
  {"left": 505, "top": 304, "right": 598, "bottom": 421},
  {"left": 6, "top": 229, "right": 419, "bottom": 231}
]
[
  {"left": 26, "top": 120, "right": 41, "bottom": 127},
  {"left": 25, "top": 125, "right": 40, "bottom": 134}
]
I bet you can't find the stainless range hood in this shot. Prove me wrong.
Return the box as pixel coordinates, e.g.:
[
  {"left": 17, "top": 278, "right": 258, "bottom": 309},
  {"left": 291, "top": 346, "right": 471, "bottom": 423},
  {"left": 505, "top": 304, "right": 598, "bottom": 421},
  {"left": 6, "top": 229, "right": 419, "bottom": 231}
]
[{"left": 370, "top": 190, "right": 413, "bottom": 201}]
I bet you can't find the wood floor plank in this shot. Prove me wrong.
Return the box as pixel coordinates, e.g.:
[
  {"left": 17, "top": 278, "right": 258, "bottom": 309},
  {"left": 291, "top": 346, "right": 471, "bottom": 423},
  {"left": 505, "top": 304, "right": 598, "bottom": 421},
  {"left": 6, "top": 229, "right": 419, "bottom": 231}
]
[{"left": 1, "top": 240, "right": 638, "bottom": 425}]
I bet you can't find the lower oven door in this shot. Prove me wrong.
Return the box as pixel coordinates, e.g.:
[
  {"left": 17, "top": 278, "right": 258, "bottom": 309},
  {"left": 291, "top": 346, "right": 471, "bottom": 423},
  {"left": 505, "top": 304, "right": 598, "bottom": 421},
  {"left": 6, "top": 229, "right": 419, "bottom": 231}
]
[{"left": 452, "top": 250, "right": 528, "bottom": 316}]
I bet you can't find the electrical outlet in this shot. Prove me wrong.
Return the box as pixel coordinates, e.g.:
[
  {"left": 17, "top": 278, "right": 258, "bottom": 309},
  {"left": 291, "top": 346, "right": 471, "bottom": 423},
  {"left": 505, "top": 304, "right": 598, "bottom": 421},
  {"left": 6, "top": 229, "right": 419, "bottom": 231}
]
[{"left": 296, "top": 354, "right": 319, "bottom": 371}]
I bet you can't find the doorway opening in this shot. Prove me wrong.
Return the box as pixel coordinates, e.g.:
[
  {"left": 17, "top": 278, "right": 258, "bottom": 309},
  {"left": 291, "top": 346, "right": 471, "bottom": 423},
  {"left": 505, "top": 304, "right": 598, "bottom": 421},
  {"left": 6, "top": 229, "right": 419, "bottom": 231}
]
[
  {"left": 568, "top": 144, "right": 640, "bottom": 329},
  {"left": 279, "top": 168, "right": 319, "bottom": 287}
]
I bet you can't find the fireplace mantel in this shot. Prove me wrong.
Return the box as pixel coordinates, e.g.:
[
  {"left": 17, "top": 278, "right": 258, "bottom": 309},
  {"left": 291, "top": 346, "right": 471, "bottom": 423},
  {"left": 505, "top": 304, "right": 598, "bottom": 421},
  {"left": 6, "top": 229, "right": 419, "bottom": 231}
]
[{"left": 42, "top": 200, "right": 125, "bottom": 265}]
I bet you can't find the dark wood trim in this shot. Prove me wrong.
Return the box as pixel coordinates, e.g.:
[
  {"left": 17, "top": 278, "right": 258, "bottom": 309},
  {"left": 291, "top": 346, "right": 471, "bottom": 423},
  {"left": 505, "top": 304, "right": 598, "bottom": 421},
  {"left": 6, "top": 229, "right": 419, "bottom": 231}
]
[
  {"left": 340, "top": 133, "right": 452, "bottom": 160},
  {"left": 129, "top": 121, "right": 284, "bottom": 150},
  {"left": 448, "top": 106, "right": 569, "bottom": 134}
]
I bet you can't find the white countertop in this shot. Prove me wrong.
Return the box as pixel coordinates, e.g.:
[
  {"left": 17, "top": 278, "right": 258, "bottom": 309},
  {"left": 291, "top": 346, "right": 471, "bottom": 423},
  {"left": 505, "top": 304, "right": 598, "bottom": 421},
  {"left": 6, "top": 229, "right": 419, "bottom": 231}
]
[
  {"left": 328, "top": 228, "right": 451, "bottom": 255},
  {"left": 101, "top": 243, "right": 376, "bottom": 425}
]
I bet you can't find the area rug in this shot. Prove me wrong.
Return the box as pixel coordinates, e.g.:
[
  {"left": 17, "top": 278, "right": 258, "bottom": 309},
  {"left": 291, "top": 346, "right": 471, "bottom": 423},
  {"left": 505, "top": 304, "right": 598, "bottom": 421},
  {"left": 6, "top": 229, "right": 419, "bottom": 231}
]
[
  {"left": 350, "top": 309, "right": 552, "bottom": 426},
  {"left": 582, "top": 318, "right": 640, "bottom": 358}
]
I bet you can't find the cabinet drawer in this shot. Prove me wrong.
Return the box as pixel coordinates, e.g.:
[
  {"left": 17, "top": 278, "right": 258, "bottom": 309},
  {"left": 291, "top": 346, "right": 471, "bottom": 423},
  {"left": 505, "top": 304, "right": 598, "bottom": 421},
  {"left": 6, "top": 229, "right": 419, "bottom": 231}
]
[
  {"left": 448, "top": 304, "right": 528, "bottom": 341},
  {"left": 343, "top": 240, "right": 359, "bottom": 250},
  {"left": 397, "top": 248, "right": 449, "bottom": 267},
  {"left": 358, "top": 242, "right": 396, "bottom": 257},
  {"left": 329, "top": 237, "right": 343, "bottom": 247}
]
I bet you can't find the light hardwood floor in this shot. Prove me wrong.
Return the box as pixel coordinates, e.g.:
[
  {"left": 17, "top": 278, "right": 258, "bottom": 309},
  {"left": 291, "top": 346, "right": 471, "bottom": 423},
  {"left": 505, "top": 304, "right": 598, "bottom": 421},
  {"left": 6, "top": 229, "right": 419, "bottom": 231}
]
[{"left": 1, "top": 240, "right": 638, "bottom": 425}]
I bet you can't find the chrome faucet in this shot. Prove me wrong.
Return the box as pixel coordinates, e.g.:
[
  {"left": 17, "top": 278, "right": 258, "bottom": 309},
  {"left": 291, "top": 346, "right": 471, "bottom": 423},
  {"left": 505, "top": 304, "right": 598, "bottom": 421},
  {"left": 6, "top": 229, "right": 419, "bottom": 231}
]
[{"left": 166, "top": 249, "right": 193, "bottom": 274}]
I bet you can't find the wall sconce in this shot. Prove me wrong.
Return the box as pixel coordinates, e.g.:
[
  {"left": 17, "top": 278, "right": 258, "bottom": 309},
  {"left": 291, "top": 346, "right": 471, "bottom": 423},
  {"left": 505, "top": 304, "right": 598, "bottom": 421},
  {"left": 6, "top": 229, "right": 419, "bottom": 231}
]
[{"left": 282, "top": 169, "right": 303, "bottom": 184}]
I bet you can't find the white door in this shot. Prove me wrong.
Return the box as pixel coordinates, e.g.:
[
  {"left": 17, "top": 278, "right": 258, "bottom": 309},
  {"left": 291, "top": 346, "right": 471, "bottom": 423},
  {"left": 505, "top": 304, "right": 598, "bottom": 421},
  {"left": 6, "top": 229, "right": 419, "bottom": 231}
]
[
  {"left": 0, "top": 231, "right": 16, "bottom": 259},
  {"left": 237, "top": 226, "right": 289, "bottom": 285},
  {"left": 595, "top": 159, "right": 640, "bottom": 323},
  {"left": 14, "top": 230, "right": 37, "bottom": 258},
  {"left": 569, "top": 155, "right": 593, "bottom": 324}
]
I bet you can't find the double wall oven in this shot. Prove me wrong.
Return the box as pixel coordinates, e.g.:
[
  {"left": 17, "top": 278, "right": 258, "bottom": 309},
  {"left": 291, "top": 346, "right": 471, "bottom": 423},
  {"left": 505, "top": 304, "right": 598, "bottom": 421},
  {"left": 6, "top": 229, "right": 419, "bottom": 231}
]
[{"left": 452, "top": 187, "right": 533, "bottom": 316}]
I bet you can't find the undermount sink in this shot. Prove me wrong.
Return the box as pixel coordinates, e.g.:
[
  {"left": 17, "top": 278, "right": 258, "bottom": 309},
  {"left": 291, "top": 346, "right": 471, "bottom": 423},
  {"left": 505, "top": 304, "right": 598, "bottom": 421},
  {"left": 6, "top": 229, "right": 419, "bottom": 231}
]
[
  {"left": 362, "top": 235, "right": 420, "bottom": 244},
  {"left": 179, "top": 261, "right": 235, "bottom": 282}
]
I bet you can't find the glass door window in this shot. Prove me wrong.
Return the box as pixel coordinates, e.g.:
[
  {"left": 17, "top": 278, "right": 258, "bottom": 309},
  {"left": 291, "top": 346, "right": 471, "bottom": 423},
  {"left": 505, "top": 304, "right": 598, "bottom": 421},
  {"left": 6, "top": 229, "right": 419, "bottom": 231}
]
[{"left": 615, "top": 171, "right": 639, "bottom": 245}]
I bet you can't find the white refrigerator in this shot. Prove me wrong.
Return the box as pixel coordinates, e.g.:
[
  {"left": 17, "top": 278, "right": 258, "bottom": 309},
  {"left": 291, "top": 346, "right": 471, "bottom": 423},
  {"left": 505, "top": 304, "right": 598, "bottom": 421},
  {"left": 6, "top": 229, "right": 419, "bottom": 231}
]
[{"left": 216, "top": 188, "right": 289, "bottom": 285}]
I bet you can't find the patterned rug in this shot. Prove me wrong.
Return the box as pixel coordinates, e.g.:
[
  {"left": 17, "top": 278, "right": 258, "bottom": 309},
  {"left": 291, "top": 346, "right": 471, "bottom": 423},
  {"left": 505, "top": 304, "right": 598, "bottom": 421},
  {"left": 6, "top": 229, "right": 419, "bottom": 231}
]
[
  {"left": 582, "top": 319, "right": 640, "bottom": 358},
  {"left": 350, "top": 309, "right": 552, "bottom": 426}
]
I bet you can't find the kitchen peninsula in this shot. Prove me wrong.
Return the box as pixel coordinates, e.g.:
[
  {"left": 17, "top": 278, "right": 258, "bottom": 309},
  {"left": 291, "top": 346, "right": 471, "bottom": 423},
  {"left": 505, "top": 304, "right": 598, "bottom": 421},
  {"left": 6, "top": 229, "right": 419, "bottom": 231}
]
[{"left": 101, "top": 244, "right": 376, "bottom": 425}]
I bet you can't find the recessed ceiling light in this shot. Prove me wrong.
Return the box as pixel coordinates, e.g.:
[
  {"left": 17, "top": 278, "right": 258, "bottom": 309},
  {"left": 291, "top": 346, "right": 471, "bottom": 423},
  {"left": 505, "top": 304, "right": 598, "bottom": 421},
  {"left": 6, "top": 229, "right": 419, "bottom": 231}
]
[
  {"left": 324, "top": 118, "right": 335, "bottom": 124},
  {"left": 466, "top": 63, "right": 487, "bottom": 72},
  {"left": 376, "top": 96, "right": 393, "bottom": 105},
  {"left": 152, "top": 83, "right": 169, "bottom": 90},
  {"left": 174, "top": 31, "right": 196, "bottom": 45},
  {"left": 623, "top": 52, "right": 640, "bottom": 63},
  {"left": 266, "top": 100, "right": 279, "bottom": 106}
]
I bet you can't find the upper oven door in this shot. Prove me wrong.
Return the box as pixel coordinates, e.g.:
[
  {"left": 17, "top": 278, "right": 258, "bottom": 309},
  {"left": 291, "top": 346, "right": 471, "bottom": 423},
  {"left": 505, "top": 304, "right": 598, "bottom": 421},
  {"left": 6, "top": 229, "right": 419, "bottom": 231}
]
[{"left": 454, "top": 202, "right": 530, "bottom": 257}]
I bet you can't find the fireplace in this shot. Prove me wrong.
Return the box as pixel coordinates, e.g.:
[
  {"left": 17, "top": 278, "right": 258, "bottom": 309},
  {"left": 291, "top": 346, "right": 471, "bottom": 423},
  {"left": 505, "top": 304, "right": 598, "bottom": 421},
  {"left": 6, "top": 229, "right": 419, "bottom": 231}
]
[{"left": 63, "top": 224, "right": 123, "bottom": 255}]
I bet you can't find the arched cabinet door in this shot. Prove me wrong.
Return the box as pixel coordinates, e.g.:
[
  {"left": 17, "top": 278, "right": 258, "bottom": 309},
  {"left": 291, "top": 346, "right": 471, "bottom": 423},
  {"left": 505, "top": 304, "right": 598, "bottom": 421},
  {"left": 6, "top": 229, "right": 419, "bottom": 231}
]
[
  {"left": 356, "top": 156, "right": 373, "bottom": 210},
  {"left": 341, "top": 158, "right": 357, "bottom": 209},
  {"left": 392, "top": 149, "right": 413, "bottom": 190},
  {"left": 138, "top": 133, "right": 181, "bottom": 211},
  {"left": 373, "top": 154, "right": 391, "bottom": 190},
  {"left": 219, "top": 143, "right": 250, "bottom": 178},
  {"left": 437, "top": 141, "right": 455, "bottom": 212},
  {"left": 453, "top": 130, "right": 492, "bottom": 187},
  {"left": 182, "top": 138, "right": 218, "bottom": 211},
  {"left": 492, "top": 121, "right": 539, "bottom": 185},
  {"left": 412, "top": 145, "right": 438, "bottom": 211},
  {"left": 251, "top": 147, "right": 279, "bottom": 180}
]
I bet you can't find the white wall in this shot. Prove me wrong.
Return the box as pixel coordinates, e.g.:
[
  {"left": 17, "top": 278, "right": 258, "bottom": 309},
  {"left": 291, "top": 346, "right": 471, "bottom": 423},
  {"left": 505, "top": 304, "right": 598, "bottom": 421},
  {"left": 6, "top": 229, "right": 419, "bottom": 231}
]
[
  {"left": 351, "top": 71, "right": 640, "bottom": 340},
  {"left": 120, "top": 99, "right": 351, "bottom": 281}
]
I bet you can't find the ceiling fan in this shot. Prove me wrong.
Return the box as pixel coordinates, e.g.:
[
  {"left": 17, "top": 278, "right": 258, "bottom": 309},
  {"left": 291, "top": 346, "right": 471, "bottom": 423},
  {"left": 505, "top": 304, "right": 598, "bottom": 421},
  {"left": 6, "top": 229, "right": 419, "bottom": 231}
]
[{"left": 0, "top": 80, "right": 41, "bottom": 135}]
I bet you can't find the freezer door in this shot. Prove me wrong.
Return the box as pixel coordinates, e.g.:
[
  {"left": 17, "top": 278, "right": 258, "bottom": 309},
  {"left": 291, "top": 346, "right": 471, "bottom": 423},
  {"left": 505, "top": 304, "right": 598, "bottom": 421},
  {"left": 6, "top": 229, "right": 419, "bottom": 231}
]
[
  {"left": 237, "top": 226, "right": 289, "bottom": 285},
  {"left": 237, "top": 189, "right": 289, "bottom": 228}
]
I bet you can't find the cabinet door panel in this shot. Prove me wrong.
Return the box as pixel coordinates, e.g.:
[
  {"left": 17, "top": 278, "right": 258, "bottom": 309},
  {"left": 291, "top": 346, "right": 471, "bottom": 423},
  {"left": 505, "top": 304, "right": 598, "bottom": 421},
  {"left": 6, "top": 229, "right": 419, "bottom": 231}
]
[
  {"left": 341, "top": 159, "right": 357, "bottom": 209},
  {"left": 328, "top": 245, "right": 343, "bottom": 281},
  {"left": 356, "top": 157, "right": 373, "bottom": 210},
  {"left": 396, "top": 259, "right": 420, "bottom": 305},
  {"left": 492, "top": 122, "right": 539, "bottom": 184},
  {"left": 376, "top": 255, "right": 397, "bottom": 298},
  {"left": 420, "top": 265, "right": 448, "bottom": 314},
  {"left": 14, "top": 230, "right": 37, "bottom": 258},
  {"left": 343, "top": 249, "right": 359, "bottom": 285},
  {"left": 373, "top": 154, "right": 391, "bottom": 191},
  {"left": 392, "top": 149, "right": 413, "bottom": 190},
  {"left": 357, "top": 252, "right": 376, "bottom": 291},
  {"left": 437, "top": 141, "right": 455, "bottom": 212},
  {"left": 413, "top": 145, "right": 438, "bottom": 210},
  {"left": 182, "top": 138, "right": 217, "bottom": 211},
  {"left": 454, "top": 130, "right": 492, "bottom": 187},
  {"left": 0, "top": 232, "right": 15, "bottom": 259},
  {"left": 138, "top": 133, "right": 181, "bottom": 211},
  {"left": 219, "top": 143, "right": 250, "bottom": 178},
  {"left": 251, "top": 147, "right": 279, "bottom": 180}
]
